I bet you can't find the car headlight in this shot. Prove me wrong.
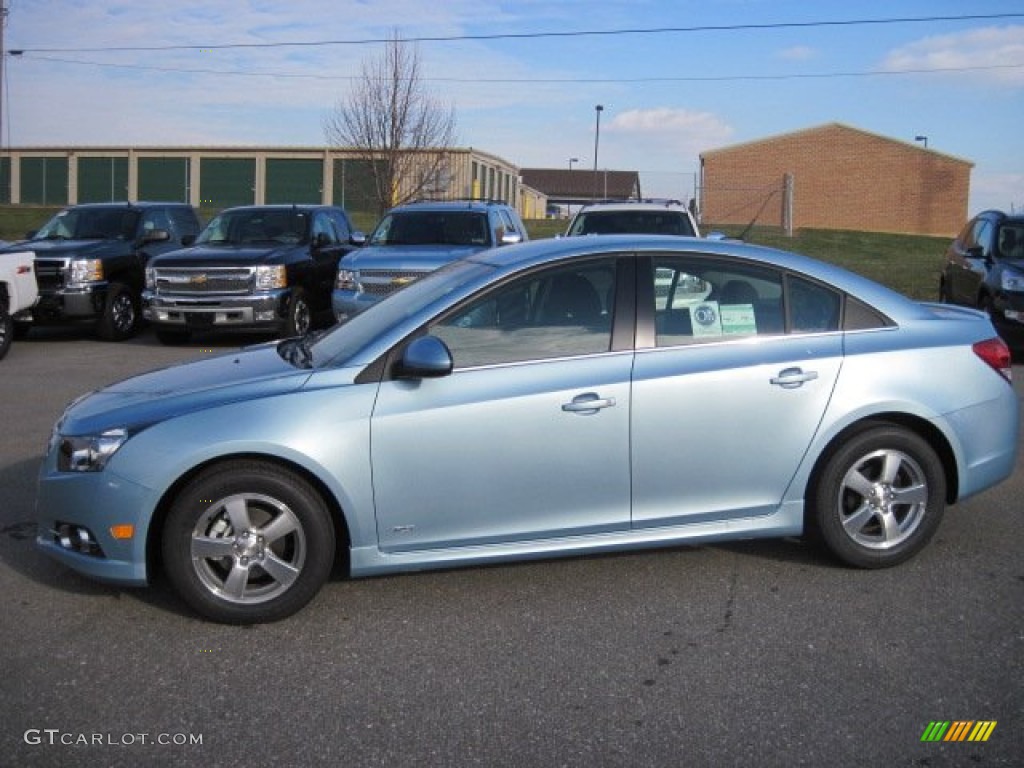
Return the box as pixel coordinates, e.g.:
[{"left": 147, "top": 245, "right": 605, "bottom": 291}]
[
  {"left": 57, "top": 428, "right": 129, "bottom": 472},
  {"left": 336, "top": 269, "right": 358, "bottom": 291},
  {"left": 68, "top": 259, "right": 104, "bottom": 285},
  {"left": 1001, "top": 271, "right": 1024, "bottom": 292},
  {"left": 255, "top": 265, "right": 287, "bottom": 290},
  {"left": 145, "top": 266, "right": 156, "bottom": 290}
]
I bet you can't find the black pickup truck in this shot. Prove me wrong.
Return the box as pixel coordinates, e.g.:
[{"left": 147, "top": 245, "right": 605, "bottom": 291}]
[
  {"left": 0, "top": 202, "right": 202, "bottom": 340},
  {"left": 142, "top": 205, "right": 364, "bottom": 344}
]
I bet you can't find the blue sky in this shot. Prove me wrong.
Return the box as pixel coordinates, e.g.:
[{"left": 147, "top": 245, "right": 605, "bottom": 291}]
[{"left": 5, "top": 0, "right": 1023, "bottom": 213}]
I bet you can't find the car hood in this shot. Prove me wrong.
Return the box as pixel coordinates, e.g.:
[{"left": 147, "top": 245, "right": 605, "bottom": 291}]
[
  {"left": 58, "top": 343, "right": 313, "bottom": 436},
  {"left": 150, "top": 243, "right": 306, "bottom": 267},
  {"left": 14, "top": 239, "right": 126, "bottom": 258},
  {"left": 341, "top": 243, "right": 483, "bottom": 272}
]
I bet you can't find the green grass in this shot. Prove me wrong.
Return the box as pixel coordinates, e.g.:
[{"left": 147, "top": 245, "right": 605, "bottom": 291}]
[
  {"left": 523, "top": 219, "right": 948, "bottom": 300},
  {"left": 0, "top": 206, "right": 946, "bottom": 301}
]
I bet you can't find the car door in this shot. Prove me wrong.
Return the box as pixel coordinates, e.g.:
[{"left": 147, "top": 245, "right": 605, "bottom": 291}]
[
  {"left": 309, "top": 211, "right": 348, "bottom": 310},
  {"left": 948, "top": 217, "right": 992, "bottom": 305},
  {"left": 630, "top": 254, "right": 843, "bottom": 528},
  {"left": 370, "top": 255, "right": 633, "bottom": 552}
]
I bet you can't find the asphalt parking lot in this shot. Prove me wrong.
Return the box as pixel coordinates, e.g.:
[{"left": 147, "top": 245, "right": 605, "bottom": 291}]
[{"left": 1, "top": 326, "right": 1022, "bottom": 767}]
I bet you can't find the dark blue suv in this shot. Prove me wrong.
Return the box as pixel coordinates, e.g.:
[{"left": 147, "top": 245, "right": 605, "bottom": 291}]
[
  {"left": 332, "top": 199, "right": 527, "bottom": 321},
  {"left": 940, "top": 210, "right": 1024, "bottom": 350}
]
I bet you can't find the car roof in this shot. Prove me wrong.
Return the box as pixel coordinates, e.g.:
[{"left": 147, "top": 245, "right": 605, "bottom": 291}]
[
  {"left": 64, "top": 201, "right": 193, "bottom": 210},
  {"left": 220, "top": 204, "right": 338, "bottom": 212},
  {"left": 577, "top": 201, "right": 690, "bottom": 213},
  {"left": 389, "top": 200, "right": 510, "bottom": 213},
  {"left": 469, "top": 234, "right": 916, "bottom": 316}
]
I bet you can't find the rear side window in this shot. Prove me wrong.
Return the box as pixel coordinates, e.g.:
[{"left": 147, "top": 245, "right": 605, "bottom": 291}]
[
  {"left": 649, "top": 256, "right": 850, "bottom": 347},
  {"left": 651, "top": 256, "right": 784, "bottom": 346}
]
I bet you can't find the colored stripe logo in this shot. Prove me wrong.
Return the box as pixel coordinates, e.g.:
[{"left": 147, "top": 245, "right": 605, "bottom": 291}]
[{"left": 921, "top": 721, "right": 997, "bottom": 742}]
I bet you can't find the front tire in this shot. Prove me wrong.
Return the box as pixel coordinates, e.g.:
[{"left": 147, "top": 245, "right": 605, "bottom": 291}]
[
  {"left": 96, "top": 283, "right": 139, "bottom": 341},
  {"left": 811, "top": 425, "right": 946, "bottom": 569},
  {"left": 0, "top": 311, "right": 12, "bottom": 360},
  {"left": 284, "top": 288, "right": 311, "bottom": 337},
  {"left": 162, "top": 460, "right": 336, "bottom": 624}
]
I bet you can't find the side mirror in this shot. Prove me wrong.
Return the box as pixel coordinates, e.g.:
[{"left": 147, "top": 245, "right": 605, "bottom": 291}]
[
  {"left": 399, "top": 336, "right": 453, "bottom": 379},
  {"left": 705, "top": 231, "right": 728, "bottom": 241},
  {"left": 500, "top": 231, "right": 523, "bottom": 246},
  {"left": 350, "top": 231, "right": 367, "bottom": 247}
]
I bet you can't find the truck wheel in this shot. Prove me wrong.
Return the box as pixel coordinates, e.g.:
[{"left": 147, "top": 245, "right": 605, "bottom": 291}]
[
  {"left": 161, "top": 460, "right": 336, "bottom": 624},
  {"left": 155, "top": 329, "right": 192, "bottom": 345},
  {"left": 0, "top": 312, "right": 12, "bottom": 361},
  {"left": 284, "top": 288, "right": 311, "bottom": 337},
  {"left": 97, "top": 283, "right": 139, "bottom": 341}
]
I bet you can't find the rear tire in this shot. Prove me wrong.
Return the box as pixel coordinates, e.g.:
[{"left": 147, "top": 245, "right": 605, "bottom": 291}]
[
  {"left": 161, "top": 460, "right": 336, "bottom": 624},
  {"left": 811, "top": 425, "right": 945, "bottom": 569}
]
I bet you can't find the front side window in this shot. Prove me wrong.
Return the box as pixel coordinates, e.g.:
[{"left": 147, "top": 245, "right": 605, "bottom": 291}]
[
  {"left": 432, "top": 258, "right": 618, "bottom": 368},
  {"left": 311, "top": 212, "right": 339, "bottom": 245}
]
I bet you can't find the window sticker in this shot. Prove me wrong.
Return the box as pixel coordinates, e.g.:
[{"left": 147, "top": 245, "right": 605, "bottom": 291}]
[
  {"left": 691, "top": 302, "right": 722, "bottom": 337},
  {"left": 720, "top": 303, "right": 757, "bottom": 335}
]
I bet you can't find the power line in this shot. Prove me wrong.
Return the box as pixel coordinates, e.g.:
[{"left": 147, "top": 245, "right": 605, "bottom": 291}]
[
  {"left": 16, "top": 53, "right": 1024, "bottom": 84},
  {"left": 8, "top": 13, "right": 1024, "bottom": 54}
]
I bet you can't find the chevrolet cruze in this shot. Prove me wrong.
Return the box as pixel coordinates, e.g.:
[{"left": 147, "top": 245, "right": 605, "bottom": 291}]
[{"left": 37, "top": 236, "right": 1019, "bottom": 623}]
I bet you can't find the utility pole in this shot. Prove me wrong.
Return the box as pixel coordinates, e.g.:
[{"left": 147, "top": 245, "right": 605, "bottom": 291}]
[{"left": 0, "top": 0, "right": 7, "bottom": 148}]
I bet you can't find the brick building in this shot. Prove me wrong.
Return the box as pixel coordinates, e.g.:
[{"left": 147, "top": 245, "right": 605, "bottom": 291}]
[{"left": 699, "top": 123, "right": 972, "bottom": 237}]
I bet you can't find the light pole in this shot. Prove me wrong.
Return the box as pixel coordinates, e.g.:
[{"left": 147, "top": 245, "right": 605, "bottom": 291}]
[
  {"left": 592, "top": 105, "right": 604, "bottom": 200},
  {"left": 568, "top": 157, "right": 579, "bottom": 172},
  {"left": 915, "top": 135, "right": 928, "bottom": 148}
]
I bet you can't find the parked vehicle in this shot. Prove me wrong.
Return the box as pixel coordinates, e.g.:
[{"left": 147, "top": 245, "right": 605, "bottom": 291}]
[
  {"left": 332, "top": 199, "right": 527, "bottom": 321},
  {"left": 940, "top": 210, "right": 1024, "bottom": 350},
  {"left": 0, "top": 203, "right": 201, "bottom": 340},
  {"left": 143, "top": 205, "right": 364, "bottom": 343},
  {"left": 565, "top": 199, "right": 701, "bottom": 237},
  {"left": 38, "top": 235, "right": 1018, "bottom": 623},
  {"left": 0, "top": 250, "right": 38, "bottom": 360}
]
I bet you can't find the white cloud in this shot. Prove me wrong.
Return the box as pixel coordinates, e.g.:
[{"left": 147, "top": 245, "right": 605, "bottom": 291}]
[
  {"left": 881, "top": 25, "right": 1024, "bottom": 86},
  {"left": 777, "top": 46, "right": 817, "bottom": 61},
  {"left": 608, "top": 108, "right": 734, "bottom": 152}
]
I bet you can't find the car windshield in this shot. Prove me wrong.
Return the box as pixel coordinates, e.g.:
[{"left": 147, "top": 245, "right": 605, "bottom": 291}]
[
  {"left": 370, "top": 211, "right": 491, "bottom": 247},
  {"left": 569, "top": 210, "right": 695, "bottom": 237},
  {"left": 35, "top": 207, "right": 140, "bottom": 241},
  {"left": 305, "top": 258, "right": 497, "bottom": 368},
  {"left": 197, "top": 209, "right": 310, "bottom": 246}
]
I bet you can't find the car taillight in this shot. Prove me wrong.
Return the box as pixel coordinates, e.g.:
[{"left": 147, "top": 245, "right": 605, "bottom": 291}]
[{"left": 972, "top": 337, "right": 1013, "bottom": 382}]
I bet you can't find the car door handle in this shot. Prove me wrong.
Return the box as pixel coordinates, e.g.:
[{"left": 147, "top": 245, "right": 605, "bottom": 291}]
[
  {"left": 770, "top": 368, "right": 819, "bottom": 389},
  {"left": 561, "top": 393, "right": 616, "bottom": 414}
]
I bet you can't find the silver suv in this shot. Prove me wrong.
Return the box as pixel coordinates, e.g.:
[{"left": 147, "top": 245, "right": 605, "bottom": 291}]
[
  {"left": 333, "top": 199, "right": 528, "bottom": 321},
  {"left": 565, "top": 200, "right": 700, "bottom": 238}
]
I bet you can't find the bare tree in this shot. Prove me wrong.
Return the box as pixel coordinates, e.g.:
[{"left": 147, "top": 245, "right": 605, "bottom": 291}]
[{"left": 324, "top": 31, "right": 457, "bottom": 215}]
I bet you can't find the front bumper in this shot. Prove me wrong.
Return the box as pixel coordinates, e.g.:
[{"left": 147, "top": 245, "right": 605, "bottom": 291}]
[
  {"left": 35, "top": 463, "right": 157, "bottom": 586},
  {"left": 143, "top": 289, "right": 291, "bottom": 331},
  {"left": 332, "top": 288, "right": 380, "bottom": 322},
  {"left": 991, "top": 292, "right": 1024, "bottom": 349},
  {"left": 31, "top": 283, "right": 110, "bottom": 322}
]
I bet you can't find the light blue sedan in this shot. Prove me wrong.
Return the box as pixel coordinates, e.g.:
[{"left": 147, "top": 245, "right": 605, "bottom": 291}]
[{"left": 37, "top": 236, "right": 1019, "bottom": 623}]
